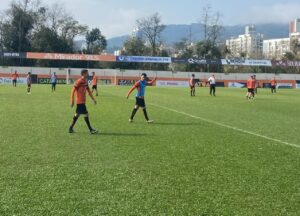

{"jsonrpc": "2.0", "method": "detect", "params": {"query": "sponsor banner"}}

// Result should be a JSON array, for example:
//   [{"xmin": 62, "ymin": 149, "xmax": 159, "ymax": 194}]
[
  {"xmin": 0, "ymin": 77, "xmax": 27, "ymax": 84},
  {"xmin": 0, "ymin": 52, "xmax": 26, "ymax": 58},
  {"xmin": 277, "ymin": 83, "xmax": 293, "ymax": 89},
  {"xmin": 272, "ymin": 60, "xmax": 300, "ymax": 67},
  {"xmin": 228, "ymin": 82, "xmax": 246, "ymax": 88},
  {"xmin": 37, "ymin": 78, "xmax": 67, "ymax": 84},
  {"xmin": 26, "ymin": 52, "xmax": 116, "ymax": 62},
  {"xmin": 172, "ymin": 58, "xmax": 222, "ymax": 65},
  {"xmin": 296, "ymin": 84, "xmax": 300, "ymax": 89},
  {"xmin": 222, "ymin": 59, "xmax": 272, "ymax": 66},
  {"xmin": 118, "ymin": 79, "xmax": 137, "ymax": 86},
  {"xmin": 156, "ymin": 80, "xmax": 189, "ymax": 87},
  {"xmin": 117, "ymin": 56, "xmax": 171, "ymax": 63}
]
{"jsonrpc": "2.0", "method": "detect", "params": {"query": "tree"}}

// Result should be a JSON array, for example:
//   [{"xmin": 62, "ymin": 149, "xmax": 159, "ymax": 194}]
[
  {"xmin": 116, "ymin": 36, "xmax": 149, "ymax": 70},
  {"xmin": 85, "ymin": 28, "xmax": 107, "ymax": 54},
  {"xmin": 123, "ymin": 37, "xmax": 147, "ymax": 56},
  {"xmin": 0, "ymin": 0, "xmax": 36, "ymax": 52},
  {"xmin": 136, "ymin": 13, "xmax": 165, "ymax": 56}
]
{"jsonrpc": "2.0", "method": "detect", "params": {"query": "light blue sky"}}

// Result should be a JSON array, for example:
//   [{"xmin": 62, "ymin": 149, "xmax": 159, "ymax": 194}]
[{"xmin": 0, "ymin": 0, "xmax": 300, "ymax": 37}]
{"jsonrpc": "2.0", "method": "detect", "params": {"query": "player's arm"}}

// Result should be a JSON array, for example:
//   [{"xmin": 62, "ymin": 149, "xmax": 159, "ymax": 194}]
[
  {"xmin": 87, "ymin": 87, "xmax": 96, "ymax": 104},
  {"xmin": 126, "ymin": 82, "xmax": 139, "ymax": 99},
  {"xmin": 70, "ymin": 87, "xmax": 76, "ymax": 107},
  {"xmin": 147, "ymin": 77, "xmax": 157, "ymax": 85}
]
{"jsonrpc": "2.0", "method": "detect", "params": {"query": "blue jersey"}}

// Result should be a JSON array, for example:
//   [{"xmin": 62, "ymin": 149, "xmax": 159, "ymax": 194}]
[{"xmin": 135, "ymin": 80, "xmax": 147, "ymax": 97}]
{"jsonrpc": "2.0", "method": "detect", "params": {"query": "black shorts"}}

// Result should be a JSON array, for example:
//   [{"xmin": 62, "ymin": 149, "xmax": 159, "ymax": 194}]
[
  {"xmin": 248, "ymin": 88, "xmax": 254, "ymax": 93},
  {"xmin": 52, "ymin": 83, "xmax": 56, "ymax": 87},
  {"xmin": 27, "ymin": 84, "xmax": 31, "ymax": 87},
  {"xmin": 13, "ymin": 80, "xmax": 17, "ymax": 84},
  {"xmin": 271, "ymin": 86, "xmax": 276, "ymax": 89},
  {"xmin": 76, "ymin": 104, "xmax": 88, "ymax": 114},
  {"xmin": 92, "ymin": 85, "xmax": 97, "ymax": 90},
  {"xmin": 136, "ymin": 97, "xmax": 145, "ymax": 107},
  {"xmin": 190, "ymin": 85, "xmax": 195, "ymax": 89}
]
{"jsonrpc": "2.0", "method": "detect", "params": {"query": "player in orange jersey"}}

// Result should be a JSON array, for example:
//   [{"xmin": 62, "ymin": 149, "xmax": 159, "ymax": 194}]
[
  {"xmin": 69, "ymin": 69, "xmax": 98, "ymax": 134},
  {"xmin": 270, "ymin": 77, "xmax": 277, "ymax": 93},
  {"xmin": 91, "ymin": 72, "xmax": 98, "ymax": 96},
  {"xmin": 11, "ymin": 71, "xmax": 19, "ymax": 87},
  {"xmin": 246, "ymin": 75, "xmax": 255, "ymax": 100}
]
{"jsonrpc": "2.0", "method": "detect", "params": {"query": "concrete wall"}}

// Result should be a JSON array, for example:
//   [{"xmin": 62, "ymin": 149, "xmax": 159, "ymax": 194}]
[{"xmin": 1, "ymin": 65, "xmax": 300, "ymax": 81}]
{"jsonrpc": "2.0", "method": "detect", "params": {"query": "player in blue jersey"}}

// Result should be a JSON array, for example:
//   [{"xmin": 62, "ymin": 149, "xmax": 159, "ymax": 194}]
[
  {"xmin": 126, "ymin": 73, "xmax": 156, "ymax": 123},
  {"xmin": 51, "ymin": 72, "xmax": 57, "ymax": 92}
]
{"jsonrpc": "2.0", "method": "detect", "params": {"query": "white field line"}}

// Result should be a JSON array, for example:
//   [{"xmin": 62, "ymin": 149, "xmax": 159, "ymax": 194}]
[
  {"xmin": 102, "ymin": 89, "xmax": 300, "ymax": 149},
  {"xmin": 148, "ymin": 103, "xmax": 300, "ymax": 149}
]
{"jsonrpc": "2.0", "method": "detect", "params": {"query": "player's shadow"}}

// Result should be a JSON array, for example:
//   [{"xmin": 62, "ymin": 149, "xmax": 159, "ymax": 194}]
[{"xmin": 98, "ymin": 132, "xmax": 151, "ymax": 137}]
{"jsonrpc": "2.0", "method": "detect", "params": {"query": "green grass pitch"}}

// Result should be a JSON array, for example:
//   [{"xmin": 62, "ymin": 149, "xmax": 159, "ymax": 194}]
[{"xmin": 0, "ymin": 84, "xmax": 300, "ymax": 215}]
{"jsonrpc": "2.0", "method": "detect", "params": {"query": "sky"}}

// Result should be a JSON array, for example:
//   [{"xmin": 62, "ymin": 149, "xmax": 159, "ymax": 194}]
[{"xmin": 0, "ymin": 0, "xmax": 300, "ymax": 38}]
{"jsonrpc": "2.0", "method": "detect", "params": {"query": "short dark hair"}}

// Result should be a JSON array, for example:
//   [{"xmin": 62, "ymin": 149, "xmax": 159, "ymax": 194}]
[
  {"xmin": 141, "ymin": 73, "xmax": 147, "ymax": 77},
  {"xmin": 81, "ymin": 69, "xmax": 88, "ymax": 75}
]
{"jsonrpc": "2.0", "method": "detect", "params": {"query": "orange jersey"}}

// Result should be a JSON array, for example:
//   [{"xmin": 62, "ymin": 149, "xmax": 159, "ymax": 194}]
[
  {"xmin": 71, "ymin": 77, "xmax": 92, "ymax": 104},
  {"xmin": 92, "ymin": 75, "xmax": 97, "ymax": 86},
  {"xmin": 247, "ymin": 79, "xmax": 255, "ymax": 88},
  {"xmin": 252, "ymin": 79, "xmax": 256, "ymax": 88},
  {"xmin": 11, "ymin": 74, "xmax": 18, "ymax": 80},
  {"xmin": 270, "ymin": 79, "xmax": 277, "ymax": 86}
]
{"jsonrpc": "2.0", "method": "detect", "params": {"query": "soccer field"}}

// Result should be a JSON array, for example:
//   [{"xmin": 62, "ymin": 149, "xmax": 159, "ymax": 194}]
[{"xmin": 0, "ymin": 84, "xmax": 300, "ymax": 215}]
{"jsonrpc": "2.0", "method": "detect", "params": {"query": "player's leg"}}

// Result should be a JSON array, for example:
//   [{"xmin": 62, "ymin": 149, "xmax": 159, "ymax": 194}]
[
  {"xmin": 129, "ymin": 104, "xmax": 139, "ymax": 122},
  {"xmin": 83, "ymin": 113, "xmax": 97, "ymax": 134},
  {"xmin": 27, "ymin": 84, "xmax": 31, "ymax": 94},
  {"xmin": 193, "ymin": 86, "xmax": 195, "ymax": 96},
  {"xmin": 213, "ymin": 85, "xmax": 216, "ymax": 96},
  {"xmin": 69, "ymin": 113, "xmax": 80, "ymax": 133},
  {"xmin": 251, "ymin": 89, "xmax": 255, "ymax": 98},
  {"xmin": 141, "ymin": 99, "xmax": 153, "ymax": 123}
]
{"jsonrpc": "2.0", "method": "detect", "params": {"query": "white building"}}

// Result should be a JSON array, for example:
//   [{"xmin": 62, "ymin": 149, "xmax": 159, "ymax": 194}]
[
  {"xmin": 226, "ymin": 25, "xmax": 263, "ymax": 59},
  {"xmin": 263, "ymin": 19, "xmax": 300, "ymax": 59},
  {"xmin": 263, "ymin": 38, "xmax": 290, "ymax": 59}
]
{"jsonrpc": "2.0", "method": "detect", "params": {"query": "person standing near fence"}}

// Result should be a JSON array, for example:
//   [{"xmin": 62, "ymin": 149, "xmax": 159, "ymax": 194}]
[
  {"xmin": 91, "ymin": 72, "xmax": 99, "ymax": 96},
  {"xmin": 253, "ymin": 74, "xmax": 258, "ymax": 94},
  {"xmin": 270, "ymin": 77, "xmax": 277, "ymax": 93},
  {"xmin": 51, "ymin": 72, "xmax": 57, "ymax": 92},
  {"xmin": 208, "ymin": 74, "xmax": 216, "ymax": 96},
  {"xmin": 26, "ymin": 72, "xmax": 32, "ymax": 94},
  {"xmin": 189, "ymin": 74, "xmax": 196, "ymax": 96},
  {"xmin": 11, "ymin": 71, "xmax": 19, "ymax": 87},
  {"xmin": 246, "ymin": 75, "xmax": 254, "ymax": 99}
]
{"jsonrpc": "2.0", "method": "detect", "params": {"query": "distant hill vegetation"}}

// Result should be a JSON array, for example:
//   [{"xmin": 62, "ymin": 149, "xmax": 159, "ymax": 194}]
[{"xmin": 77, "ymin": 23, "xmax": 289, "ymax": 53}]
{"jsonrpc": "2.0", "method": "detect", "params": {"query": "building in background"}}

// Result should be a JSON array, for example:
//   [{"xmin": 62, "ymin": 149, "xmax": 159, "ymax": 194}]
[
  {"xmin": 262, "ymin": 19, "xmax": 300, "ymax": 59},
  {"xmin": 263, "ymin": 38, "xmax": 290, "ymax": 59},
  {"xmin": 290, "ymin": 18, "xmax": 300, "ymax": 34},
  {"xmin": 226, "ymin": 25, "xmax": 263, "ymax": 59}
]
